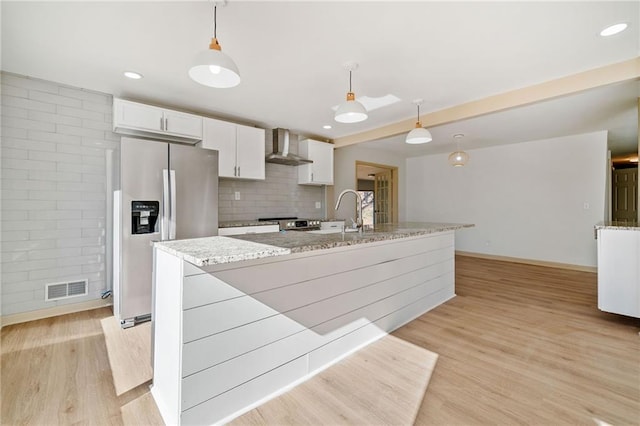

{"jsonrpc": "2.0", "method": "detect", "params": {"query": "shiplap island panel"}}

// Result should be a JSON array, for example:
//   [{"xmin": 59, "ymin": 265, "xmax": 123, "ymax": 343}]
[{"xmin": 151, "ymin": 222, "xmax": 471, "ymax": 425}]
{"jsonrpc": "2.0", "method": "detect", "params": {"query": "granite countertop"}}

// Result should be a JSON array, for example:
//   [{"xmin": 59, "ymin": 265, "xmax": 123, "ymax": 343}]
[
  {"xmin": 218, "ymin": 220, "xmax": 279, "ymax": 228},
  {"xmin": 155, "ymin": 222, "xmax": 473, "ymax": 267},
  {"xmin": 595, "ymin": 221, "xmax": 640, "ymax": 231},
  {"xmin": 231, "ymin": 222, "xmax": 474, "ymax": 253},
  {"xmin": 154, "ymin": 236, "xmax": 290, "ymax": 266}
]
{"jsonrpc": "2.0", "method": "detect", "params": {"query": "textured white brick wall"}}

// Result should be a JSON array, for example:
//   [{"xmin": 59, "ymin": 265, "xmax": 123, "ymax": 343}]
[{"xmin": 1, "ymin": 72, "xmax": 116, "ymax": 316}]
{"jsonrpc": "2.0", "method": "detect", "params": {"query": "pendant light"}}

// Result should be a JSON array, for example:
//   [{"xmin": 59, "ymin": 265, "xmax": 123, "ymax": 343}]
[
  {"xmin": 334, "ymin": 63, "xmax": 367, "ymax": 123},
  {"xmin": 188, "ymin": 2, "xmax": 240, "ymax": 88},
  {"xmin": 405, "ymin": 99, "xmax": 432, "ymax": 144},
  {"xmin": 448, "ymin": 133, "xmax": 469, "ymax": 167}
]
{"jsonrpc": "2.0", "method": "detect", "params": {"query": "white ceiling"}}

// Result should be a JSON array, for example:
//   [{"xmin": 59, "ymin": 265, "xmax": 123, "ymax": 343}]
[{"xmin": 2, "ymin": 1, "xmax": 638, "ymax": 155}]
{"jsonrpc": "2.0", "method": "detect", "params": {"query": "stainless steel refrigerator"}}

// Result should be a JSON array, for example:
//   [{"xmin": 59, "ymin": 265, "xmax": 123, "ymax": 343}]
[{"xmin": 113, "ymin": 137, "xmax": 218, "ymax": 327}]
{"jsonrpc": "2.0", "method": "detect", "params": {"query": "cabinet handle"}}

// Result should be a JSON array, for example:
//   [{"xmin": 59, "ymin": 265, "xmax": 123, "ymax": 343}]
[
  {"xmin": 238, "ymin": 166, "xmax": 240, "ymax": 176},
  {"xmin": 234, "ymin": 166, "xmax": 237, "ymax": 177},
  {"xmin": 311, "ymin": 172, "xmax": 314, "ymax": 181},
  {"xmin": 160, "ymin": 117, "xmax": 164, "ymax": 131},
  {"xmin": 164, "ymin": 117, "xmax": 168, "ymax": 131}
]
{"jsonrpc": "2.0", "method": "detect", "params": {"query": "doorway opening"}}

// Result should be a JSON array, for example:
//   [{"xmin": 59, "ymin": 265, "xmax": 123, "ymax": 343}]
[
  {"xmin": 611, "ymin": 154, "xmax": 638, "ymax": 222},
  {"xmin": 356, "ymin": 161, "xmax": 398, "ymax": 225}
]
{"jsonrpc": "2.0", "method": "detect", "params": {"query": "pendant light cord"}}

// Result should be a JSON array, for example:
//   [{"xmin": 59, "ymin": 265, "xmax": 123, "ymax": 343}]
[
  {"xmin": 349, "ymin": 70, "xmax": 353, "ymax": 92},
  {"xmin": 416, "ymin": 103, "xmax": 420, "ymax": 122},
  {"xmin": 213, "ymin": 4, "xmax": 217, "ymax": 38}
]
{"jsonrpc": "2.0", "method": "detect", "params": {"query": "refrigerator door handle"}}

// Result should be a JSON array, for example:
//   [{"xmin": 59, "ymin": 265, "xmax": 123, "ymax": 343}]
[
  {"xmin": 169, "ymin": 170, "xmax": 177, "ymax": 240},
  {"xmin": 162, "ymin": 169, "xmax": 170, "ymax": 240}
]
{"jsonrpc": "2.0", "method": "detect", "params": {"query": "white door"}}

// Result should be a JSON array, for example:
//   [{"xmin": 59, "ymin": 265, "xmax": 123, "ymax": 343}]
[
  {"xmin": 202, "ymin": 118, "xmax": 237, "ymax": 178},
  {"xmin": 236, "ymin": 126, "xmax": 265, "ymax": 180}
]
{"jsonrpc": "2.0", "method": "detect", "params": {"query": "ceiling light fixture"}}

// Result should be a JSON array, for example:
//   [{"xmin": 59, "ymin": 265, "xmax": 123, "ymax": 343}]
[
  {"xmin": 334, "ymin": 62, "xmax": 367, "ymax": 123},
  {"xmin": 123, "ymin": 71, "xmax": 143, "ymax": 80},
  {"xmin": 448, "ymin": 133, "xmax": 469, "ymax": 167},
  {"xmin": 405, "ymin": 99, "xmax": 432, "ymax": 144},
  {"xmin": 600, "ymin": 23, "xmax": 628, "ymax": 37},
  {"xmin": 188, "ymin": 1, "xmax": 240, "ymax": 88},
  {"xmin": 323, "ymin": 125, "xmax": 332, "ymax": 129}
]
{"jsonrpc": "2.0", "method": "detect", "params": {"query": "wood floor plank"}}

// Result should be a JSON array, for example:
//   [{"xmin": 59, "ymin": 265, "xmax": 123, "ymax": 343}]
[
  {"xmin": 100, "ymin": 316, "xmax": 152, "ymax": 396},
  {"xmin": 399, "ymin": 256, "xmax": 640, "ymax": 425},
  {"xmin": 1, "ymin": 255, "xmax": 638, "ymax": 425},
  {"xmin": 230, "ymin": 335, "xmax": 439, "ymax": 426}
]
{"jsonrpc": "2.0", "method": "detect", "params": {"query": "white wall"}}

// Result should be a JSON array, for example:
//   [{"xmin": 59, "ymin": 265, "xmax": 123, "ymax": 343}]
[
  {"xmin": 333, "ymin": 144, "xmax": 406, "ymax": 222},
  {"xmin": 406, "ymin": 131, "xmax": 608, "ymax": 267}
]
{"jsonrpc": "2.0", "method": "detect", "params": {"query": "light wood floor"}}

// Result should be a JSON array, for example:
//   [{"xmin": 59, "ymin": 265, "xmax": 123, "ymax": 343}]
[{"xmin": 2, "ymin": 256, "xmax": 639, "ymax": 425}]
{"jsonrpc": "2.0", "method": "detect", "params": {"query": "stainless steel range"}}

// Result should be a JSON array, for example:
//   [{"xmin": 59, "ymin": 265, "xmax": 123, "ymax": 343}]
[{"xmin": 258, "ymin": 217, "xmax": 321, "ymax": 231}]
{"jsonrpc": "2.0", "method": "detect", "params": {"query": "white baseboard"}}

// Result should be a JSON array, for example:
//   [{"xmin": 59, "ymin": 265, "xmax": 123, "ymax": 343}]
[
  {"xmin": 455, "ymin": 251, "xmax": 597, "ymax": 273},
  {"xmin": 1, "ymin": 299, "xmax": 113, "ymax": 328}
]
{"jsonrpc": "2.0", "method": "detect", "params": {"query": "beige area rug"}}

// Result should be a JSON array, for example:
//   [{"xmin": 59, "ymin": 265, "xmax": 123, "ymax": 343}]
[
  {"xmin": 100, "ymin": 317, "xmax": 153, "ymax": 396},
  {"xmin": 231, "ymin": 334, "xmax": 439, "ymax": 425}
]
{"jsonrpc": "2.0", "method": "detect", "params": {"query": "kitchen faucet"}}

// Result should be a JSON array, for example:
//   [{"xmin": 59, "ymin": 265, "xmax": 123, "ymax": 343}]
[{"xmin": 335, "ymin": 189, "xmax": 363, "ymax": 233}]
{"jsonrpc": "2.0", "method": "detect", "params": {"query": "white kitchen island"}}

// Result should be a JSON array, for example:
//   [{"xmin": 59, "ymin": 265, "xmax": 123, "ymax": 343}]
[
  {"xmin": 595, "ymin": 221, "xmax": 640, "ymax": 318},
  {"xmin": 151, "ymin": 222, "xmax": 472, "ymax": 425}
]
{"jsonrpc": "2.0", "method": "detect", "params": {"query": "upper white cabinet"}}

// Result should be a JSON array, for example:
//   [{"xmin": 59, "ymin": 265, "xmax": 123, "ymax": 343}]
[
  {"xmin": 113, "ymin": 98, "xmax": 203, "ymax": 143},
  {"xmin": 298, "ymin": 139, "xmax": 334, "ymax": 185},
  {"xmin": 200, "ymin": 118, "xmax": 265, "ymax": 180}
]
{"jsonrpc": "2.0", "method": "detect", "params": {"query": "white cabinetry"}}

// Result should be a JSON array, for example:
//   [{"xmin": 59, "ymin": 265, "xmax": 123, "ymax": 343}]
[
  {"xmin": 218, "ymin": 225, "xmax": 279, "ymax": 236},
  {"xmin": 298, "ymin": 139, "xmax": 334, "ymax": 185},
  {"xmin": 597, "ymin": 228, "xmax": 640, "ymax": 318},
  {"xmin": 200, "ymin": 118, "xmax": 265, "ymax": 180},
  {"xmin": 113, "ymin": 98, "xmax": 203, "ymax": 143}
]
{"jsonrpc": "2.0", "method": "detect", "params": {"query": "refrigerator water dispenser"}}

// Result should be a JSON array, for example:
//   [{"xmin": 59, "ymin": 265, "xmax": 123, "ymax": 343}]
[{"xmin": 131, "ymin": 201, "xmax": 159, "ymax": 234}]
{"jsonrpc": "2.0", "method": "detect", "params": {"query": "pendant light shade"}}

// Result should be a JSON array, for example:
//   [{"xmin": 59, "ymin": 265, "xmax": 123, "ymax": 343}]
[
  {"xmin": 189, "ymin": 4, "xmax": 240, "ymax": 88},
  {"xmin": 405, "ymin": 99, "xmax": 432, "ymax": 144},
  {"xmin": 448, "ymin": 134, "xmax": 469, "ymax": 167},
  {"xmin": 335, "ymin": 92, "xmax": 368, "ymax": 123},
  {"xmin": 448, "ymin": 150, "xmax": 470, "ymax": 167},
  {"xmin": 406, "ymin": 126, "xmax": 433, "ymax": 144},
  {"xmin": 335, "ymin": 63, "xmax": 367, "ymax": 123}
]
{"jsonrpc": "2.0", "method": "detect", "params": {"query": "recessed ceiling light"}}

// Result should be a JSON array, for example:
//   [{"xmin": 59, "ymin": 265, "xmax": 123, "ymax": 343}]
[
  {"xmin": 124, "ymin": 71, "xmax": 143, "ymax": 79},
  {"xmin": 323, "ymin": 125, "xmax": 332, "ymax": 129},
  {"xmin": 600, "ymin": 23, "xmax": 628, "ymax": 37}
]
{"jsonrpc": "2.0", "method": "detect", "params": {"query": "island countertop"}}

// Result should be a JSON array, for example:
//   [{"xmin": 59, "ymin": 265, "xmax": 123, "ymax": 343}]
[
  {"xmin": 154, "ymin": 222, "xmax": 473, "ymax": 266},
  {"xmin": 154, "ymin": 222, "xmax": 474, "ymax": 266},
  {"xmin": 154, "ymin": 236, "xmax": 291, "ymax": 266},
  {"xmin": 595, "ymin": 221, "xmax": 640, "ymax": 231},
  {"xmin": 231, "ymin": 221, "xmax": 473, "ymax": 253}
]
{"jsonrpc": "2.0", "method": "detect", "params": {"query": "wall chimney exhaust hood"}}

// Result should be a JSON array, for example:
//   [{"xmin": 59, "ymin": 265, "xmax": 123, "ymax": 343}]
[{"xmin": 266, "ymin": 128, "xmax": 313, "ymax": 166}]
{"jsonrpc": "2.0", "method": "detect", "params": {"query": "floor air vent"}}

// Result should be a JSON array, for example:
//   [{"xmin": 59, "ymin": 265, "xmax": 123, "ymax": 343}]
[{"xmin": 46, "ymin": 279, "xmax": 88, "ymax": 301}]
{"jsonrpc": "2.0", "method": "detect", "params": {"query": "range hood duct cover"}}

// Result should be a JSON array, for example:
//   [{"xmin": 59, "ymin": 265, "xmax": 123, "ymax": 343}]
[{"xmin": 266, "ymin": 128, "xmax": 313, "ymax": 166}]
